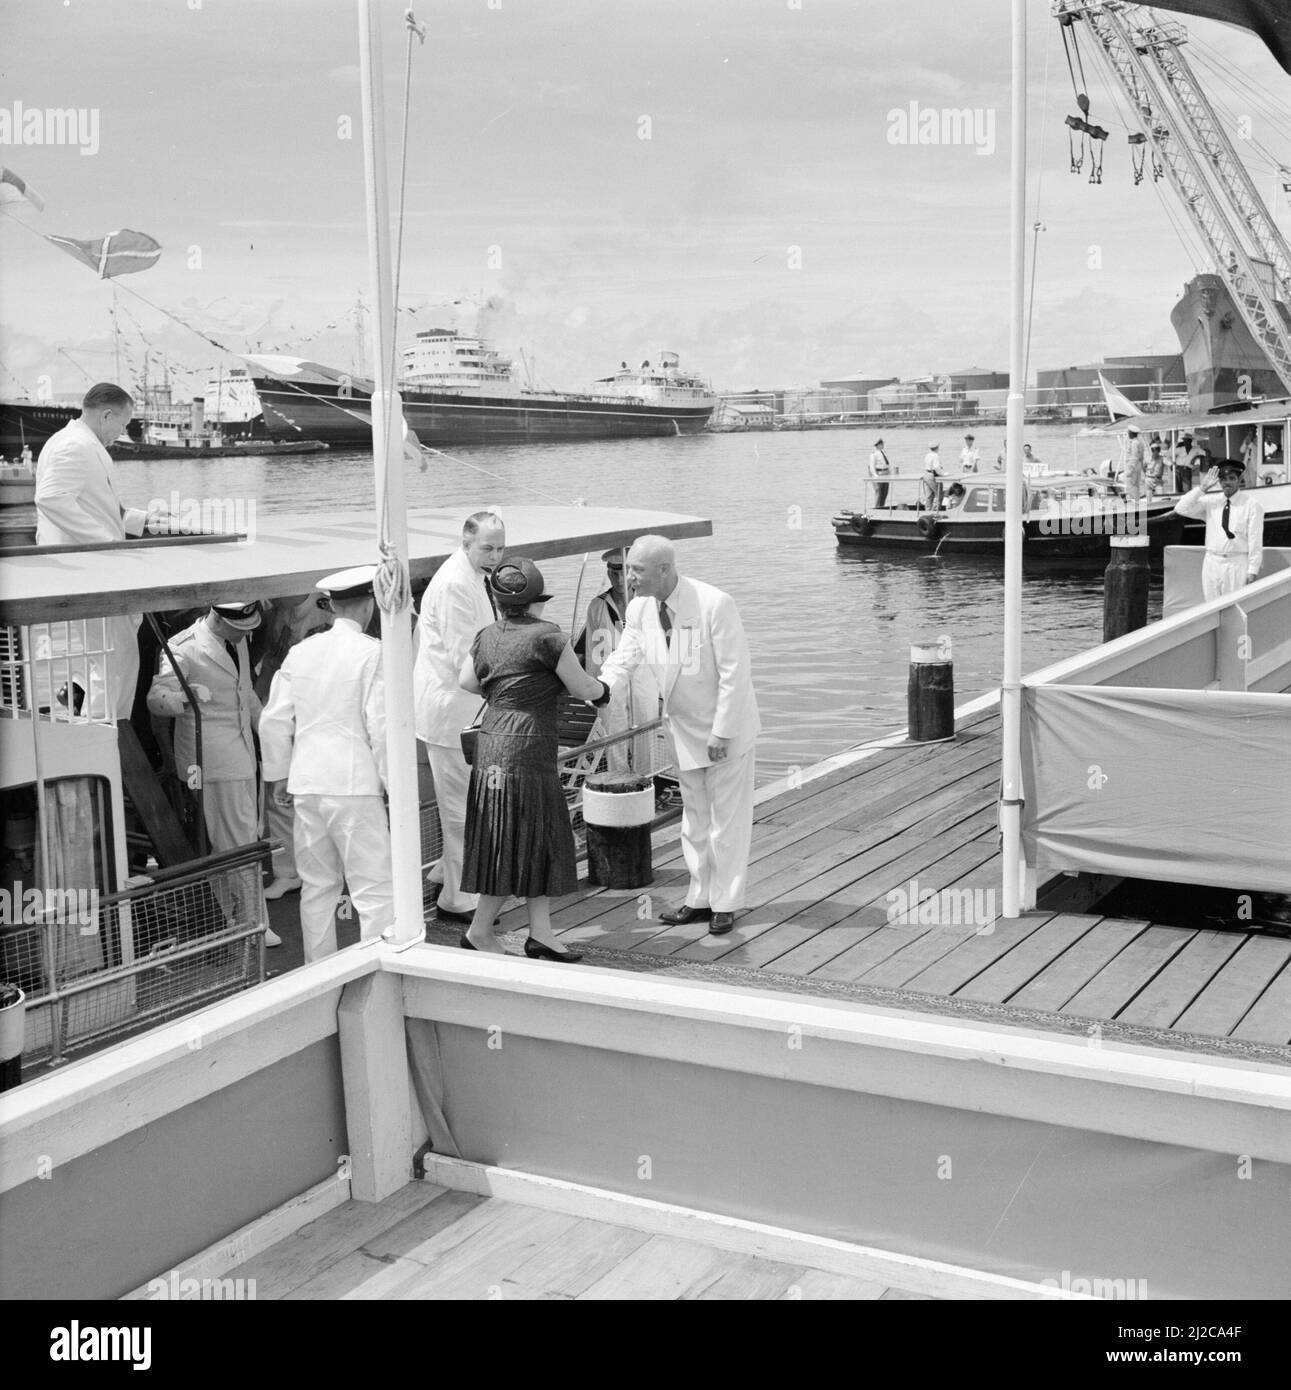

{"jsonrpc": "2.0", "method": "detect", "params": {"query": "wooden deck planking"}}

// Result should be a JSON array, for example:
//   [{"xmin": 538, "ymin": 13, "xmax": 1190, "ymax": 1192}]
[
  {"xmin": 244, "ymin": 1184, "xmax": 936, "ymax": 1299},
  {"xmin": 1228, "ymin": 960, "xmax": 1291, "ymax": 1045},
  {"xmin": 1005, "ymin": 919, "xmax": 1151, "ymax": 1014},
  {"xmin": 952, "ymin": 914, "xmax": 1107, "ymax": 1004},
  {"xmin": 1114, "ymin": 930, "xmax": 1247, "ymax": 1030},
  {"xmin": 1058, "ymin": 926, "xmax": 1199, "ymax": 1022},
  {"xmin": 1170, "ymin": 937, "xmax": 1291, "ymax": 1038},
  {"xmin": 224, "ymin": 1180, "xmax": 449, "ymax": 1298},
  {"xmin": 485, "ymin": 700, "xmax": 1290, "ymax": 1054}
]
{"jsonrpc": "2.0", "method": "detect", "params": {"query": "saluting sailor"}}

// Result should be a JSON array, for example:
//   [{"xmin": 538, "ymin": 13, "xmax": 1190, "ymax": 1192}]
[
  {"xmin": 259, "ymin": 566, "xmax": 395, "ymax": 961},
  {"xmin": 1173, "ymin": 459, "xmax": 1264, "ymax": 602},
  {"xmin": 146, "ymin": 598, "xmax": 280, "ymax": 947}
]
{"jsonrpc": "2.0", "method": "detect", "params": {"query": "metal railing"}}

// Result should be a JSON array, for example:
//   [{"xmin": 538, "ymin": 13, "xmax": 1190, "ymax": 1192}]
[{"xmin": 2, "ymin": 843, "xmax": 270, "ymax": 1069}]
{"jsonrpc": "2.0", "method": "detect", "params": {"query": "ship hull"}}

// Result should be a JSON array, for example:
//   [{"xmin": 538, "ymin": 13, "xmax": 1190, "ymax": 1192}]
[
  {"xmin": 1171, "ymin": 273, "xmax": 1291, "ymax": 413},
  {"xmin": 0, "ymin": 401, "xmax": 78, "ymax": 455},
  {"xmin": 250, "ymin": 372, "xmax": 714, "ymax": 446}
]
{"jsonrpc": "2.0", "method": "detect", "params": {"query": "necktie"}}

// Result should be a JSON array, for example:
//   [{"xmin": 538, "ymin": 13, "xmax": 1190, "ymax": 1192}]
[
  {"xmin": 483, "ymin": 575, "xmax": 497, "ymax": 617},
  {"xmin": 658, "ymin": 599, "xmax": 673, "ymax": 648},
  {"xmin": 224, "ymin": 639, "xmax": 241, "ymax": 673},
  {"xmin": 1220, "ymin": 500, "xmax": 1234, "ymax": 540}
]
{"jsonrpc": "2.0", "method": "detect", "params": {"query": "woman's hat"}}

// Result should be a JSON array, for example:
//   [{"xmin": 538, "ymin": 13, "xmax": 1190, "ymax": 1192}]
[{"xmin": 488, "ymin": 557, "xmax": 552, "ymax": 606}]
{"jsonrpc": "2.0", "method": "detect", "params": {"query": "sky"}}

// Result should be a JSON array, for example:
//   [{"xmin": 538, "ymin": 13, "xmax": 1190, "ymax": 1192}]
[{"xmin": 2, "ymin": 0, "xmax": 1290, "ymax": 400}]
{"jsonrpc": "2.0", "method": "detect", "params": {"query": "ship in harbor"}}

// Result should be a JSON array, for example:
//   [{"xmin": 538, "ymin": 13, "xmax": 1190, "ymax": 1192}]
[
  {"xmin": 1172, "ymin": 272, "xmax": 1291, "ymax": 413},
  {"xmin": 243, "ymin": 329, "xmax": 716, "ymax": 447}
]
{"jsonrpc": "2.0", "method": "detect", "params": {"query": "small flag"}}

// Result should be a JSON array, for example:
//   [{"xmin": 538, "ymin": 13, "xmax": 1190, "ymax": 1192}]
[
  {"xmin": 1099, "ymin": 372, "xmax": 1144, "ymax": 421},
  {"xmin": 0, "ymin": 166, "xmax": 44, "ymax": 211},
  {"xmin": 1280, "ymin": 167, "xmax": 1291, "ymax": 193},
  {"xmin": 45, "ymin": 228, "xmax": 162, "ymax": 279}
]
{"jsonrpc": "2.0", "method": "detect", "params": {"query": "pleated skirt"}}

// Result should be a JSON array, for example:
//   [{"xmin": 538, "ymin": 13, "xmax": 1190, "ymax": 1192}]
[{"xmin": 460, "ymin": 720, "xmax": 577, "ymax": 898}]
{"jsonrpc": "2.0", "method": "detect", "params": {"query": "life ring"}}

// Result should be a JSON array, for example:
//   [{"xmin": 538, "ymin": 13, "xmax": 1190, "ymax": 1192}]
[
  {"xmin": 849, "ymin": 514, "xmax": 872, "ymax": 535},
  {"xmin": 918, "ymin": 514, "xmax": 941, "ymax": 540}
]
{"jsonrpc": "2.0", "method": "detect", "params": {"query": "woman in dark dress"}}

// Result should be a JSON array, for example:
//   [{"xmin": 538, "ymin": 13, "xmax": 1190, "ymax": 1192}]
[{"xmin": 457, "ymin": 557, "xmax": 607, "ymax": 959}]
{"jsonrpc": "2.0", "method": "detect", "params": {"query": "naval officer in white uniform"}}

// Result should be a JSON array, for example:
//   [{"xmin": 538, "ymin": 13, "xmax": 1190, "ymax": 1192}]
[
  {"xmin": 146, "ymin": 599, "xmax": 280, "ymax": 948},
  {"xmin": 597, "ymin": 535, "xmax": 760, "ymax": 936},
  {"xmin": 1173, "ymin": 460, "xmax": 1264, "ymax": 602},
  {"xmin": 260, "ymin": 566, "xmax": 394, "ymax": 961},
  {"xmin": 413, "ymin": 511, "xmax": 505, "ymax": 925}
]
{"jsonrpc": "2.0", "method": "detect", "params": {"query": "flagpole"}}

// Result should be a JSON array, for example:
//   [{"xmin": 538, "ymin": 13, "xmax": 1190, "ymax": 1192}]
[
  {"xmin": 1001, "ymin": 0, "xmax": 1027, "ymax": 920},
  {"xmin": 357, "ymin": 0, "xmax": 422, "ymax": 949}
]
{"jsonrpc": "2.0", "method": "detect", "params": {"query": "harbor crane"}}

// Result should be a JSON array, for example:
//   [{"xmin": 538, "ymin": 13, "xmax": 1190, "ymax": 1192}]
[{"xmin": 1053, "ymin": 0, "xmax": 1291, "ymax": 397}]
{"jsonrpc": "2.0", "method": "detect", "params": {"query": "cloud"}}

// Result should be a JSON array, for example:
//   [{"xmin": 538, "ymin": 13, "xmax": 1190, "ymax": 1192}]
[{"xmin": 327, "ymin": 64, "xmax": 360, "ymax": 85}]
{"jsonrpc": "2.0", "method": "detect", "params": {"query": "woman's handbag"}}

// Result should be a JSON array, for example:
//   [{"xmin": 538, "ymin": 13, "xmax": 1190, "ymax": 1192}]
[{"xmin": 460, "ymin": 702, "xmax": 486, "ymax": 766}]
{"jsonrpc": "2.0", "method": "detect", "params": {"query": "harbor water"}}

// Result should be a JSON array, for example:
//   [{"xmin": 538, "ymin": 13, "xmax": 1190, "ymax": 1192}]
[{"xmin": 115, "ymin": 420, "xmax": 1159, "ymax": 784}]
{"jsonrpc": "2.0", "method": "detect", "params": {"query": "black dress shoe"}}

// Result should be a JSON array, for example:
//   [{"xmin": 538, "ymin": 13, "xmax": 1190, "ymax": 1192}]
[
  {"xmin": 709, "ymin": 912, "xmax": 736, "ymax": 936},
  {"xmin": 459, "ymin": 934, "xmax": 477, "ymax": 950},
  {"xmin": 524, "ymin": 937, "xmax": 583, "ymax": 964},
  {"xmin": 659, "ymin": 904, "xmax": 711, "ymax": 926}
]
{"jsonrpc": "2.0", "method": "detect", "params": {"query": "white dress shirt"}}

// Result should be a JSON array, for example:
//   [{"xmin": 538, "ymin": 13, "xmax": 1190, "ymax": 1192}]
[{"xmin": 1174, "ymin": 487, "xmax": 1263, "ymax": 578}]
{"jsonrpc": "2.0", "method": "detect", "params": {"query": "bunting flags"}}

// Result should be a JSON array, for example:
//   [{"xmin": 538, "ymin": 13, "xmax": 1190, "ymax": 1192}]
[
  {"xmin": 0, "ymin": 166, "xmax": 44, "ymax": 211},
  {"xmin": 44, "ymin": 227, "xmax": 161, "ymax": 279},
  {"xmin": 1151, "ymin": 2, "xmax": 1290, "ymax": 73}
]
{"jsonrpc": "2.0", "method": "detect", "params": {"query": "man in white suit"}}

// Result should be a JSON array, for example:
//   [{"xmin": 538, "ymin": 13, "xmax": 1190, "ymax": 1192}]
[
  {"xmin": 413, "ymin": 511, "xmax": 505, "ymax": 925},
  {"xmin": 260, "ymin": 566, "xmax": 394, "ymax": 961},
  {"xmin": 598, "ymin": 536, "xmax": 760, "ymax": 935},
  {"xmin": 33, "ymin": 382, "xmax": 154, "ymax": 719}
]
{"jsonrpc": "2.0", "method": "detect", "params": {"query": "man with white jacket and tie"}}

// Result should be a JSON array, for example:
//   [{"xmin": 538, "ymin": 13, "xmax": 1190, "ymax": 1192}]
[
  {"xmin": 146, "ymin": 598, "xmax": 281, "ymax": 948},
  {"xmin": 413, "ymin": 511, "xmax": 505, "ymax": 925},
  {"xmin": 260, "ymin": 566, "xmax": 394, "ymax": 961},
  {"xmin": 597, "ymin": 535, "xmax": 760, "ymax": 936},
  {"xmin": 33, "ymin": 381, "xmax": 156, "ymax": 719}
]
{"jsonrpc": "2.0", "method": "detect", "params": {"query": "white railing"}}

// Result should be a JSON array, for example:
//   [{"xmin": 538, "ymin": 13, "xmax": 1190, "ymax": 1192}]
[{"xmin": 1, "ymin": 621, "xmax": 122, "ymax": 727}]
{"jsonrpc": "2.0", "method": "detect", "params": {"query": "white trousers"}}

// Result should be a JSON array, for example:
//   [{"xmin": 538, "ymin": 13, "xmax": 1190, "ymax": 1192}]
[
  {"xmin": 676, "ymin": 750, "xmax": 756, "ymax": 913},
  {"xmin": 425, "ymin": 740, "xmax": 476, "ymax": 915},
  {"xmin": 292, "ymin": 794, "xmax": 395, "ymax": 962},
  {"xmin": 1201, "ymin": 552, "xmax": 1248, "ymax": 603}
]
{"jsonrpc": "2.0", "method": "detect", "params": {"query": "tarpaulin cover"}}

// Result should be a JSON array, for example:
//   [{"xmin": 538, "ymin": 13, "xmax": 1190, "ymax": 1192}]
[{"xmin": 1021, "ymin": 684, "xmax": 1291, "ymax": 892}]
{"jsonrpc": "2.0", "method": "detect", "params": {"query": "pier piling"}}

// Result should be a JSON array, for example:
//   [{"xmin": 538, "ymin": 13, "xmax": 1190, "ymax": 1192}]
[{"xmin": 1103, "ymin": 535, "xmax": 1150, "ymax": 642}]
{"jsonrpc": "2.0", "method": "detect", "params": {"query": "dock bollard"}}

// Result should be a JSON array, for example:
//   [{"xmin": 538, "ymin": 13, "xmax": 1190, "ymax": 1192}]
[
  {"xmin": 907, "ymin": 638, "xmax": 955, "ymax": 743},
  {"xmin": 1103, "ymin": 534, "xmax": 1150, "ymax": 642},
  {"xmin": 582, "ymin": 772, "xmax": 655, "ymax": 890},
  {"xmin": 0, "ymin": 984, "xmax": 25, "ymax": 1092}
]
